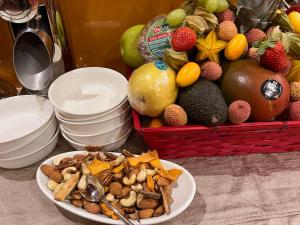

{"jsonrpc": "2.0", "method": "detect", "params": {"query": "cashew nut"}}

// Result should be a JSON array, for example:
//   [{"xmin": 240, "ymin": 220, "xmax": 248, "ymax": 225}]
[
  {"xmin": 137, "ymin": 193, "xmax": 144, "ymax": 206},
  {"xmin": 47, "ymin": 180, "xmax": 58, "ymax": 191},
  {"xmin": 113, "ymin": 155, "xmax": 125, "ymax": 167},
  {"xmin": 146, "ymin": 169, "xmax": 157, "ymax": 176},
  {"xmin": 131, "ymin": 183, "xmax": 143, "ymax": 192},
  {"xmin": 123, "ymin": 174, "xmax": 136, "ymax": 186},
  {"xmin": 62, "ymin": 167, "xmax": 77, "ymax": 181},
  {"xmin": 77, "ymin": 174, "xmax": 87, "ymax": 191},
  {"xmin": 81, "ymin": 162, "xmax": 90, "ymax": 175},
  {"xmin": 137, "ymin": 165, "xmax": 147, "ymax": 182},
  {"xmin": 106, "ymin": 193, "xmax": 115, "ymax": 202},
  {"xmin": 120, "ymin": 191, "xmax": 137, "ymax": 207},
  {"xmin": 52, "ymin": 155, "xmax": 66, "ymax": 166}
]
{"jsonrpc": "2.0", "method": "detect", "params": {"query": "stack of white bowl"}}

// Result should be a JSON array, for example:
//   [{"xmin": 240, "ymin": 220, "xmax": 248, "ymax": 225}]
[
  {"xmin": 0, "ymin": 95, "xmax": 58, "ymax": 169},
  {"xmin": 48, "ymin": 67, "xmax": 132, "ymax": 152}
]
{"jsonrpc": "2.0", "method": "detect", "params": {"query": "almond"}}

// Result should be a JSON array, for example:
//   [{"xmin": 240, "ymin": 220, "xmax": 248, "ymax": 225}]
[
  {"xmin": 157, "ymin": 176, "xmax": 170, "ymax": 186},
  {"xmin": 138, "ymin": 198, "xmax": 160, "ymax": 209},
  {"xmin": 154, "ymin": 205, "xmax": 164, "ymax": 217},
  {"xmin": 71, "ymin": 199, "xmax": 83, "ymax": 208},
  {"xmin": 109, "ymin": 182, "xmax": 123, "ymax": 196},
  {"xmin": 84, "ymin": 202, "xmax": 101, "ymax": 214},
  {"xmin": 138, "ymin": 209, "xmax": 154, "ymax": 219},
  {"xmin": 41, "ymin": 164, "xmax": 63, "ymax": 183}
]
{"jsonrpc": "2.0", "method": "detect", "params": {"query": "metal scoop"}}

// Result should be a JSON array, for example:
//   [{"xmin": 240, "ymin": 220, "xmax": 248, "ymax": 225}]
[{"xmin": 81, "ymin": 175, "xmax": 136, "ymax": 225}]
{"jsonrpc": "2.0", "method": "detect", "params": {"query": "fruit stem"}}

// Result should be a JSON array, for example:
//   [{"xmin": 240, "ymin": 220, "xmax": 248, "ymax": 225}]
[{"xmin": 282, "ymin": 0, "xmax": 290, "ymax": 8}]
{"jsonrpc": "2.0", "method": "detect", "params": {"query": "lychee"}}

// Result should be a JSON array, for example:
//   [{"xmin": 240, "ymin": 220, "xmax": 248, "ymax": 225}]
[
  {"xmin": 201, "ymin": 61, "xmax": 222, "ymax": 81},
  {"xmin": 217, "ymin": 21, "xmax": 238, "ymax": 42},
  {"xmin": 164, "ymin": 104, "xmax": 188, "ymax": 126},
  {"xmin": 290, "ymin": 82, "xmax": 300, "ymax": 101},
  {"xmin": 247, "ymin": 47, "xmax": 260, "ymax": 61},
  {"xmin": 228, "ymin": 100, "xmax": 251, "ymax": 125},
  {"xmin": 216, "ymin": 9, "xmax": 235, "ymax": 23},
  {"xmin": 246, "ymin": 28, "xmax": 266, "ymax": 46}
]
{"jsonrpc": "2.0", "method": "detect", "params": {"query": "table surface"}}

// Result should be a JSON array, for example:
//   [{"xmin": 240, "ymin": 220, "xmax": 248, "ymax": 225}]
[{"xmin": 2, "ymin": 133, "xmax": 300, "ymax": 225}]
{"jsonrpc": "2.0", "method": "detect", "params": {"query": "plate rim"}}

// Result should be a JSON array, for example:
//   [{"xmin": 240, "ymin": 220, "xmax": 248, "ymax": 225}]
[{"xmin": 36, "ymin": 151, "xmax": 196, "ymax": 225}]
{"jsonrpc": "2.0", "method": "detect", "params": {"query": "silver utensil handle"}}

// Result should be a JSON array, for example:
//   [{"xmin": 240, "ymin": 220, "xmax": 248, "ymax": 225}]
[{"xmin": 102, "ymin": 199, "xmax": 136, "ymax": 225}]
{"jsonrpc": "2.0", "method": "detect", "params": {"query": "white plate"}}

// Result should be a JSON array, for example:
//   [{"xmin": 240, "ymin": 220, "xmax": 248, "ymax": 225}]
[
  {"xmin": 0, "ymin": 95, "xmax": 54, "ymax": 151},
  {"xmin": 48, "ymin": 67, "xmax": 128, "ymax": 119},
  {"xmin": 36, "ymin": 151, "xmax": 196, "ymax": 225},
  {"xmin": 61, "ymin": 127, "xmax": 132, "ymax": 152},
  {"xmin": 0, "ymin": 127, "xmax": 59, "ymax": 169},
  {"xmin": 60, "ymin": 116, "xmax": 132, "ymax": 145},
  {"xmin": 0, "ymin": 115, "xmax": 57, "ymax": 159}
]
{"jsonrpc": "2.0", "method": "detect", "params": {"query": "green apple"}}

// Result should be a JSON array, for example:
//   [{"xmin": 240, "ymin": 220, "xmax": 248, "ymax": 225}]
[{"xmin": 120, "ymin": 24, "xmax": 145, "ymax": 68}]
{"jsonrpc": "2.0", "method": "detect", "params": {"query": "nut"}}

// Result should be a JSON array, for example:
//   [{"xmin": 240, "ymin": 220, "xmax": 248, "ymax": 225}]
[
  {"xmin": 71, "ymin": 191, "xmax": 82, "ymax": 200},
  {"xmin": 130, "ymin": 168, "xmax": 140, "ymax": 176},
  {"xmin": 73, "ymin": 154, "xmax": 87, "ymax": 162},
  {"xmin": 111, "ymin": 155, "xmax": 125, "ymax": 167},
  {"xmin": 128, "ymin": 213, "xmax": 138, "ymax": 220},
  {"xmin": 157, "ymin": 176, "xmax": 170, "ymax": 186},
  {"xmin": 113, "ymin": 173, "xmax": 123, "ymax": 181},
  {"xmin": 121, "ymin": 207, "xmax": 136, "ymax": 214},
  {"xmin": 154, "ymin": 205, "xmax": 164, "ymax": 217},
  {"xmin": 109, "ymin": 182, "xmax": 123, "ymax": 196},
  {"xmin": 146, "ymin": 169, "xmax": 157, "ymax": 176},
  {"xmin": 106, "ymin": 193, "xmax": 115, "ymax": 202},
  {"xmin": 63, "ymin": 173, "xmax": 72, "ymax": 182},
  {"xmin": 142, "ymin": 182, "xmax": 150, "ymax": 192},
  {"xmin": 122, "ymin": 174, "xmax": 136, "ymax": 186},
  {"xmin": 124, "ymin": 158, "xmax": 131, "ymax": 176},
  {"xmin": 138, "ymin": 198, "xmax": 160, "ymax": 209},
  {"xmin": 77, "ymin": 174, "xmax": 87, "ymax": 191},
  {"xmin": 52, "ymin": 155, "xmax": 66, "ymax": 166},
  {"xmin": 62, "ymin": 167, "xmax": 77, "ymax": 175},
  {"xmin": 41, "ymin": 164, "xmax": 63, "ymax": 183},
  {"xmin": 122, "ymin": 149, "xmax": 134, "ymax": 157},
  {"xmin": 47, "ymin": 180, "xmax": 58, "ymax": 191},
  {"xmin": 81, "ymin": 162, "xmax": 90, "ymax": 175},
  {"xmin": 160, "ymin": 186, "xmax": 170, "ymax": 214},
  {"xmin": 104, "ymin": 152, "xmax": 118, "ymax": 160},
  {"xmin": 120, "ymin": 191, "xmax": 137, "ymax": 207},
  {"xmin": 71, "ymin": 199, "xmax": 83, "ymax": 208},
  {"xmin": 138, "ymin": 209, "xmax": 154, "ymax": 219},
  {"xmin": 97, "ymin": 152, "xmax": 107, "ymax": 161},
  {"xmin": 131, "ymin": 184, "xmax": 143, "ymax": 192},
  {"xmin": 56, "ymin": 159, "xmax": 78, "ymax": 170},
  {"xmin": 139, "ymin": 190, "xmax": 161, "ymax": 200},
  {"xmin": 84, "ymin": 202, "xmax": 101, "ymax": 214},
  {"xmin": 137, "ymin": 165, "xmax": 147, "ymax": 182},
  {"xmin": 136, "ymin": 193, "xmax": 144, "ymax": 206},
  {"xmin": 98, "ymin": 169, "xmax": 113, "ymax": 187},
  {"xmin": 117, "ymin": 187, "xmax": 131, "ymax": 199}
]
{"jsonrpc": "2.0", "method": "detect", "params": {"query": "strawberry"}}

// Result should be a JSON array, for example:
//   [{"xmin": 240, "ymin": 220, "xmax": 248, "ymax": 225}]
[
  {"xmin": 256, "ymin": 41, "xmax": 289, "ymax": 73},
  {"xmin": 171, "ymin": 27, "xmax": 197, "ymax": 52}
]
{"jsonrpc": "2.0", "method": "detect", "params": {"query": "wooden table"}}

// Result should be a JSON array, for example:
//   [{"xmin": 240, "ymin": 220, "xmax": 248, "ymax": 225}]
[{"xmin": 2, "ymin": 133, "xmax": 300, "ymax": 225}]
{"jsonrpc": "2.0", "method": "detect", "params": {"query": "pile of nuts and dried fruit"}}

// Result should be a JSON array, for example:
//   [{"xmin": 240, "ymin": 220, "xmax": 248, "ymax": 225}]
[{"xmin": 41, "ymin": 150, "xmax": 183, "ymax": 220}]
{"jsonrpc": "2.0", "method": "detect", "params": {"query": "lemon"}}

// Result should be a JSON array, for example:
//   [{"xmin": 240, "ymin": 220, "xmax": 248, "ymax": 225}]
[
  {"xmin": 176, "ymin": 62, "xmax": 201, "ymax": 87},
  {"xmin": 289, "ymin": 12, "xmax": 300, "ymax": 33}
]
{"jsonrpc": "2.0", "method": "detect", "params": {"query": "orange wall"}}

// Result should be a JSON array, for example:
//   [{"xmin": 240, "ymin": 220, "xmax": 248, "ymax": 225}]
[{"xmin": 55, "ymin": 0, "xmax": 183, "ymax": 74}]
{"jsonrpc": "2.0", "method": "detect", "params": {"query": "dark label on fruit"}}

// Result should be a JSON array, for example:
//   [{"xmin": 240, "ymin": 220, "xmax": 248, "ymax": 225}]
[
  {"xmin": 261, "ymin": 79, "xmax": 282, "ymax": 100},
  {"xmin": 155, "ymin": 61, "xmax": 168, "ymax": 70},
  {"xmin": 138, "ymin": 15, "xmax": 176, "ymax": 62}
]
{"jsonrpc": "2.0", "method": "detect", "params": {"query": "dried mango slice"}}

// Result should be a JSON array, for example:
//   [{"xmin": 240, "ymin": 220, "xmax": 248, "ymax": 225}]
[
  {"xmin": 149, "ymin": 159, "xmax": 164, "ymax": 170},
  {"xmin": 167, "ymin": 169, "xmax": 183, "ymax": 181},
  {"xmin": 87, "ymin": 159, "xmax": 111, "ymax": 176},
  {"xmin": 147, "ymin": 175, "xmax": 155, "ymax": 191},
  {"xmin": 157, "ymin": 169, "xmax": 183, "ymax": 181},
  {"xmin": 112, "ymin": 163, "xmax": 124, "ymax": 174},
  {"xmin": 128, "ymin": 157, "xmax": 140, "ymax": 167},
  {"xmin": 100, "ymin": 203, "xmax": 118, "ymax": 219},
  {"xmin": 139, "ymin": 150, "xmax": 159, "ymax": 163}
]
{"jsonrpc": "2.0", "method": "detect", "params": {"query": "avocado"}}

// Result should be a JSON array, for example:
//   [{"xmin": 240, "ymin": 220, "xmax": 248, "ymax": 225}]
[
  {"xmin": 178, "ymin": 79, "xmax": 228, "ymax": 126},
  {"xmin": 221, "ymin": 60, "xmax": 290, "ymax": 121}
]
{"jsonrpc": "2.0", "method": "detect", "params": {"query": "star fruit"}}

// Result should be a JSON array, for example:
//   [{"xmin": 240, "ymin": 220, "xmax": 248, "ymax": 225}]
[{"xmin": 196, "ymin": 30, "xmax": 227, "ymax": 63}]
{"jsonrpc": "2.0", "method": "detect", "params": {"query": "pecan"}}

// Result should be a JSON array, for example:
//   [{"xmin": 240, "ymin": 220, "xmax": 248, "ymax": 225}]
[
  {"xmin": 98, "ymin": 169, "xmax": 113, "ymax": 187},
  {"xmin": 56, "ymin": 159, "xmax": 78, "ymax": 170},
  {"xmin": 124, "ymin": 158, "xmax": 131, "ymax": 176},
  {"xmin": 84, "ymin": 153, "xmax": 96, "ymax": 161},
  {"xmin": 122, "ymin": 207, "xmax": 136, "ymax": 214},
  {"xmin": 73, "ymin": 154, "xmax": 86, "ymax": 162},
  {"xmin": 122, "ymin": 149, "xmax": 134, "ymax": 157},
  {"xmin": 84, "ymin": 145, "xmax": 103, "ymax": 152},
  {"xmin": 97, "ymin": 152, "xmax": 108, "ymax": 161},
  {"xmin": 71, "ymin": 190, "xmax": 82, "ymax": 200},
  {"xmin": 139, "ymin": 190, "xmax": 161, "ymax": 200},
  {"xmin": 104, "ymin": 152, "xmax": 118, "ymax": 161},
  {"xmin": 61, "ymin": 157, "xmax": 73, "ymax": 163}
]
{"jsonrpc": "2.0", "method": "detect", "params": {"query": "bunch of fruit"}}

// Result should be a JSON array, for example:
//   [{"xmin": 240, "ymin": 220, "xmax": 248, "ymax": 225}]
[{"xmin": 120, "ymin": 0, "xmax": 300, "ymax": 127}]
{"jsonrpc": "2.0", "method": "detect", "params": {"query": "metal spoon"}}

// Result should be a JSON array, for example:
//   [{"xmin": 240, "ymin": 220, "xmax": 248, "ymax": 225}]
[{"xmin": 81, "ymin": 175, "xmax": 136, "ymax": 225}]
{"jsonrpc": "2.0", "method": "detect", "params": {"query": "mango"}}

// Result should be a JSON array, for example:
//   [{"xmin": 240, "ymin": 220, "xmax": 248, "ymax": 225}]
[
  {"xmin": 288, "ymin": 11, "xmax": 300, "ymax": 33},
  {"xmin": 287, "ymin": 60, "xmax": 300, "ymax": 82},
  {"xmin": 224, "ymin": 34, "xmax": 248, "ymax": 61},
  {"xmin": 176, "ymin": 62, "xmax": 201, "ymax": 87}
]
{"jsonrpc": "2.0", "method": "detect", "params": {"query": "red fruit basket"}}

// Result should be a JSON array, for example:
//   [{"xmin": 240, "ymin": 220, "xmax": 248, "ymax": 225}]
[{"xmin": 132, "ymin": 110, "xmax": 300, "ymax": 159}]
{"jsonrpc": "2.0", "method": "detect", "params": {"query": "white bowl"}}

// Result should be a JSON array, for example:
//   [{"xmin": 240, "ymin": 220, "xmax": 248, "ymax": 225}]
[
  {"xmin": 61, "ymin": 127, "xmax": 132, "ymax": 152},
  {"xmin": 55, "ymin": 98, "xmax": 129, "ymax": 123},
  {"xmin": 48, "ymin": 67, "xmax": 128, "ymax": 119},
  {"xmin": 60, "ymin": 115, "xmax": 132, "ymax": 145},
  {"xmin": 0, "ymin": 95, "xmax": 54, "ymax": 152},
  {"xmin": 36, "ymin": 151, "xmax": 196, "ymax": 225},
  {"xmin": 0, "ymin": 115, "xmax": 57, "ymax": 159},
  {"xmin": 58, "ymin": 106, "xmax": 131, "ymax": 135},
  {"xmin": 0, "ymin": 127, "xmax": 59, "ymax": 169}
]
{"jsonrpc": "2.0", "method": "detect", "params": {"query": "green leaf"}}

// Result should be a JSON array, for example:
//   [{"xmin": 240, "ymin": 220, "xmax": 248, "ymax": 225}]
[
  {"xmin": 258, "ymin": 47, "xmax": 266, "ymax": 55},
  {"xmin": 272, "ymin": 9, "xmax": 293, "ymax": 32}
]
